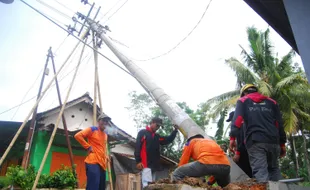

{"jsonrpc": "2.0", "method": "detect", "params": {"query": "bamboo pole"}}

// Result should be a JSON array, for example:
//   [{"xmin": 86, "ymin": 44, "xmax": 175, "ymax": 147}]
[
  {"xmin": 0, "ymin": 40, "xmax": 81, "ymax": 167},
  {"xmin": 32, "ymin": 39, "xmax": 87, "ymax": 190},
  {"xmin": 92, "ymin": 31, "xmax": 98, "ymax": 125},
  {"xmin": 93, "ymin": 36, "xmax": 113, "ymax": 190}
]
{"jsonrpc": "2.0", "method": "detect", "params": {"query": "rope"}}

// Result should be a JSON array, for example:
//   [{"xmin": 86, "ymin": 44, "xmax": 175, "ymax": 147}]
[
  {"xmin": 0, "ymin": 38, "xmax": 82, "ymax": 167},
  {"xmin": 132, "ymin": 0, "xmax": 213, "ymax": 62},
  {"xmin": 32, "ymin": 38, "xmax": 88, "ymax": 190}
]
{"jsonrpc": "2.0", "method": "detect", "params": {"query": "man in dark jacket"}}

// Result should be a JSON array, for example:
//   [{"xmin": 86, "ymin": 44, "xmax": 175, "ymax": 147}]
[
  {"xmin": 230, "ymin": 84, "xmax": 286, "ymax": 182},
  {"xmin": 227, "ymin": 111, "xmax": 252, "ymax": 178},
  {"xmin": 134, "ymin": 117, "xmax": 178, "ymax": 188}
]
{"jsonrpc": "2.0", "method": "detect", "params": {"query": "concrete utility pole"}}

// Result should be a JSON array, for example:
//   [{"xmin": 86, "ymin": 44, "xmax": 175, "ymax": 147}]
[{"xmin": 86, "ymin": 19, "xmax": 249, "ymax": 182}]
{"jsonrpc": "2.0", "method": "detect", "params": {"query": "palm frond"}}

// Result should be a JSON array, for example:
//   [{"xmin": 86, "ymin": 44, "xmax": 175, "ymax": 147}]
[
  {"xmin": 206, "ymin": 90, "xmax": 240, "ymax": 105},
  {"xmin": 257, "ymin": 80, "xmax": 273, "ymax": 97},
  {"xmin": 208, "ymin": 95, "xmax": 240, "ymax": 119},
  {"xmin": 294, "ymin": 108, "xmax": 310, "ymax": 122},
  {"xmin": 225, "ymin": 57, "xmax": 259, "ymax": 84},
  {"xmin": 275, "ymin": 73, "xmax": 308, "ymax": 91},
  {"xmin": 281, "ymin": 93, "xmax": 298, "ymax": 134},
  {"xmin": 239, "ymin": 44, "xmax": 255, "ymax": 70}
]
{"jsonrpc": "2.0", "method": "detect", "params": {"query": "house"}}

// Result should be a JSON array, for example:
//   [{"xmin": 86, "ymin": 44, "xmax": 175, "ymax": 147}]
[{"xmin": 0, "ymin": 93, "xmax": 177, "ymax": 188}]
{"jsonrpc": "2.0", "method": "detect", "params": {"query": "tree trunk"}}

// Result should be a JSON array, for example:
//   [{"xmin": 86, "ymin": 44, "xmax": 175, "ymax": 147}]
[
  {"xmin": 301, "ymin": 129, "xmax": 310, "ymax": 181},
  {"xmin": 289, "ymin": 135, "xmax": 300, "ymax": 177}
]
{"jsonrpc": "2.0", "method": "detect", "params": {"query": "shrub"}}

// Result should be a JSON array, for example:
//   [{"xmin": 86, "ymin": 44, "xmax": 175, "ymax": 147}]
[{"xmin": 0, "ymin": 176, "xmax": 11, "ymax": 189}]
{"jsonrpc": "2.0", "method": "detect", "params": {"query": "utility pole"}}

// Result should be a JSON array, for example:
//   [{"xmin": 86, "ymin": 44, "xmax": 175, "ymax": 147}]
[
  {"xmin": 87, "ymin": 20, "xmax": 205, "ymax": 139},
  {"xmin": 86, "ymin": 19, "xmax": 249, "ymax": 182},
  {"xmin": 49, "ymin": 48, "xmax": 79, "ymax": 187},
  {"xmin": 21, "ymin": 48, "xmax": 50, "ymax": 169}
]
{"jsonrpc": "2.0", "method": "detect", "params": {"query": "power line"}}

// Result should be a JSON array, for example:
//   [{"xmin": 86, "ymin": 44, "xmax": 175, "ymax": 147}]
[
  {"xmin": 0, "ymin": 45, "xmax": 90, "ymax": 117},
  {"xmin": 102, "ymin": 0, "xmax": 129, "ymax": 24},
  {"xmin": 53, "ymin": 0, "xmax": 76, "ymax": 14},
  {"xmin": 36, "ymin": 0, "xmax": 72, "ymax": 20},
  {"xmin": 10, "ymin": 68, "xmax": 44, "ymax": 120},
  {"xmin": 19, "ymin": 0, "xmax": 135, "ymax": 79},
  {"xmin": 133, "ymin": 0, "xmax": 213, "ymax": 62},
  {"xmin": 0, "ymin": 96, "xmax": 37, "ymax": 116},
  {"xmin": 54, "ymin": 35, "xmax": 69, "ymax": 55},
  {"xmin": 98, "ymin": 0, "xmax": 124, "ymax": 22}
]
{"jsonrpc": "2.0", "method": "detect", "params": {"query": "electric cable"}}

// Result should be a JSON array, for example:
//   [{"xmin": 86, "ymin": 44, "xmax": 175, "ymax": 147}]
[
  {"xmin": 98, "ymin": 0, "xmax": 124, "ymax": 22},
  {"xmin": 20, "ymin": 0, "xmax": 135, "ymax": 79},
  {"xmin": 132, "ymin": 0, "xmax": 213, "ymax": 61},
  {"xmin": 36, "ymin": 0, "xmax": 72, "ymax": 20},
  {"xmin": 102, "ymin": 0, "xmax": 129, "ymax": 24},
  {"xmin": 53, "ymin": 0, "xmax": 76, "ymax": 14},
  {"xmin": 10, "ymin": 68, "xmax": 44, "ymax": 120}
]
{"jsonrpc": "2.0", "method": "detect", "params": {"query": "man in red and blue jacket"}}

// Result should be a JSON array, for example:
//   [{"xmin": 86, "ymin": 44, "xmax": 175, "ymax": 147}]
[
  {"xmin": 230, "ymin": 84, "xmax": 286, "ymax": 183},
  {"xmin": 227, "ymin": 111, "xmax": 252, "ymax": 178},
  {"xmin": 134, "ymin": 117, "xmax": 178, "ymax": 188}
]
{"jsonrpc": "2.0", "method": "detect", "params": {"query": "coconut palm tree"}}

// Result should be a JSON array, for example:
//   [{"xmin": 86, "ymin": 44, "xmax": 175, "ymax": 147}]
[
  {"xmin": 207, "ymin": 26, "xmax": 310, "ymax": 133},
  {"xmin": 207, "ymin": 26, "xmax": 310, "ymax": 177}
]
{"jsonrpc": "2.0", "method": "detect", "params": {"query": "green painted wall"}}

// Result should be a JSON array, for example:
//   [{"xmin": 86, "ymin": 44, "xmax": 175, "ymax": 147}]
[
  {"xmin": 30, "ymin": 131, "xmax": 86, "ymax": 174},
  {"xmin": 29, "ymin": 130, "xmax": 115, "ymax": 183}
]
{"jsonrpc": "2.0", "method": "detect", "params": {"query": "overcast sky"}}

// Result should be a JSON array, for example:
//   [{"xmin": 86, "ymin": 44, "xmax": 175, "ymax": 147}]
[{"xmin": 0, "ymin": 0, "xmax": 303, "ymax": 138}]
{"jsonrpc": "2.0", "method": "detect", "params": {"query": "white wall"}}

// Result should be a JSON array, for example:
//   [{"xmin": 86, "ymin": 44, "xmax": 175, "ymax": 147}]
[{"xmin": 39, "ymin": 102, "xmax": 95, "ymax": 131}]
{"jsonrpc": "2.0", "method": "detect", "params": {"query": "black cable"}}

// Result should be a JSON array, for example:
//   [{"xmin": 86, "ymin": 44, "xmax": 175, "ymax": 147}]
[
  {"xmin": 19, "ymin": 0, "xmax": 135, "ymax": 79},
  {"xmin": 133, "ymin": 0, "xmax": 213, "ymax": 61}
]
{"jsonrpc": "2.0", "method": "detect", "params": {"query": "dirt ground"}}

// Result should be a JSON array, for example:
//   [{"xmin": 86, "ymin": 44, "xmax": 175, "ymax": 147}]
[{"xmin": 149, "ymin": 177, "xmax": 267, "ymax": 190}]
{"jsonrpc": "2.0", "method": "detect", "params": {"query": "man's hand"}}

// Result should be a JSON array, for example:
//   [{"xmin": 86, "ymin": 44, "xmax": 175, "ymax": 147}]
[
  {"xmin": 87, "ymin": 146, "xmax": 93, "ymax": 154},
  {"xmin": 280, "ymin": 145, "xmax": 286, "ymax": 158},
  {"xmin": 136, "ymin": 162, "xmax": 144, "ymax": 170},
  {"xmin": 173, "ymin": 124, "xmax": 179, "ymax": 130},
  {"xmin": 229, "ymin": 140, "xmax": 236, "ymax": 152},
  {"xmin": 106, "ymin": 156, "xmax": 111, "ymax": 163},
  {"xmin": 233, "ymin": 154, "xmax": 240, "ymax": 162}
]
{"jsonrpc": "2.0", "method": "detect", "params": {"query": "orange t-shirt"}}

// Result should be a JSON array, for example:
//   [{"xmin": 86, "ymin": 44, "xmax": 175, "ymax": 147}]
[
  {"xmin": 179, "ymin": 138, "xmax": 230, "ymax": 167},
  {"xmin": 74, "ymin": 126, "xmax": 108, "ymax": 170}
]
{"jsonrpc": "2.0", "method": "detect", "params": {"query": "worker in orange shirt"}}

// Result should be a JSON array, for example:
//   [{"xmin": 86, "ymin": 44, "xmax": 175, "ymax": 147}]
[
  {"xmin": 172, "ymin": 134, "xmax": 231, "ymax": 188},
  {"xmin": 74, "ymin": 114, "xmax": 111, "ymax": 190}
]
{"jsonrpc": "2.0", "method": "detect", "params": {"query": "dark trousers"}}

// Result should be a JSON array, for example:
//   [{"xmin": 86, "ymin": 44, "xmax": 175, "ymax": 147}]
[
  {"xmin": 86, "ymin": 163, "xmax": 106, "ymax": 190},
  {"xmin": 172, "ymin": 161, "xmax": 230, "ymax": 187},
  {"xmin": 237, "ymin": 150, "xmax": 252, "ymax": 178},
  {"xmin": 247, "ymin": 143, "xmax": 281, "ymax": 182}
]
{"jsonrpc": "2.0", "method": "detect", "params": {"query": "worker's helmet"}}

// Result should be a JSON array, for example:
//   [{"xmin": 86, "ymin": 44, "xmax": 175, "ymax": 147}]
[
  {"xmin": 98, "ymin": 113, "xmax": 111, "ymax": 122},
  {"xmin": 240, "ymin": 84, "xmax": 258, "ymax": 97}
]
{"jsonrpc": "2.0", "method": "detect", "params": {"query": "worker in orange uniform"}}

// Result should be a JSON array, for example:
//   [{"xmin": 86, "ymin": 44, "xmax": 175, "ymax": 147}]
[
  {"xmin": 74, "ymin": 114, "xmax": 111, "ymax": 190},
  {"xmin": 172, "ymin": 134, "xmax": 231, "ymax": 187}
]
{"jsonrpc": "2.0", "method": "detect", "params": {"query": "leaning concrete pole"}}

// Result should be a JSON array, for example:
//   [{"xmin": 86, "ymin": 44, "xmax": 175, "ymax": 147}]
[
  {"xmin": 87, "ymin": 19, "xmax": 204, "ymax": 139},
  {"xmin": 87, "ymin": 19, "xmax": 248, "ymax": 182}
]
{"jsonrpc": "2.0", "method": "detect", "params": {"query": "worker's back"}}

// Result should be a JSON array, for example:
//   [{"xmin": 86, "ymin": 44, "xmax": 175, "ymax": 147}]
[
  {"xmin": 189, "ymin": 139, "xmax": 230, "ymax": 165},
  {"xmin": 239, "ymin": 92, "xmax": 283, "ymax": 146}
]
